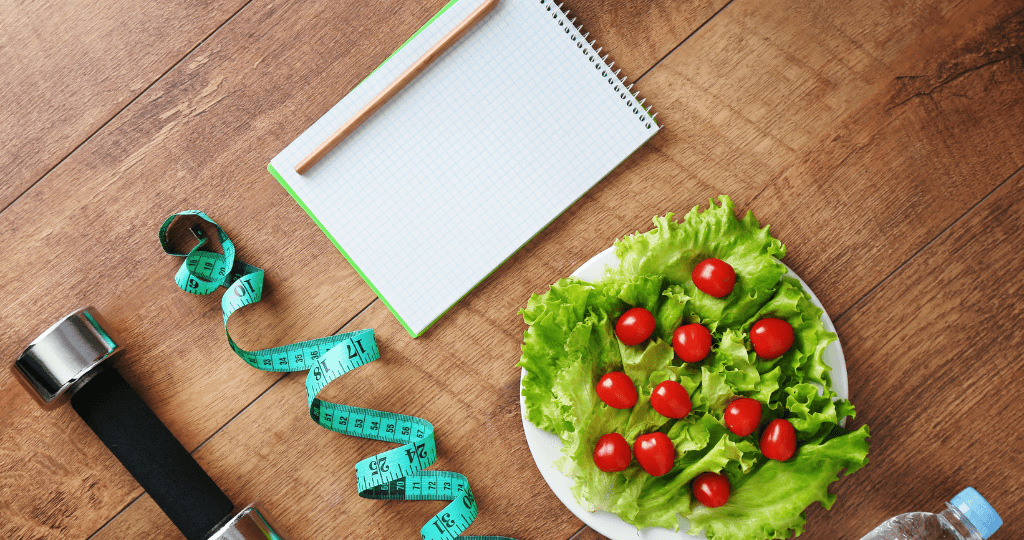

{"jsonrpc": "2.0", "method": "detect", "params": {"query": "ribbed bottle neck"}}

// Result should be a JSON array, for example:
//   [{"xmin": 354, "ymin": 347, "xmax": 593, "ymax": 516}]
[{"xmin": 940, "ymin": 502, "xmax": 984, "ymax": 540}]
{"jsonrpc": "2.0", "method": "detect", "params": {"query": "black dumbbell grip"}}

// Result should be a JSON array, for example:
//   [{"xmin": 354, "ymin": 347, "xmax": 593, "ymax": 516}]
[{"xmin": 70, "ymin": 367, "xmax": 234, "ymax": 540}]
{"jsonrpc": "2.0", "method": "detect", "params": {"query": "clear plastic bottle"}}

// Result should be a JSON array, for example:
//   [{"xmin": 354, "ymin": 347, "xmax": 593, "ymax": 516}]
[{"xmin": 859, "ymin": 488, "xmax": 1003, "ymax": 540}]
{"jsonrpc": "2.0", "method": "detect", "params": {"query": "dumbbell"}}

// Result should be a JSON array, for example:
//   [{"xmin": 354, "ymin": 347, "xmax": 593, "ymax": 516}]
[{"xmin": 14, "ymin": 307, "xmax": 285, "ymax": 540}]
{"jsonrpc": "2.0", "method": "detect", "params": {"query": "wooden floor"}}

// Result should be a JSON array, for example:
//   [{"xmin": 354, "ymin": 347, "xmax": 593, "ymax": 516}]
[{"xmin": 2, "ymin": 0, "xmax": 1023, "ymax": 538}]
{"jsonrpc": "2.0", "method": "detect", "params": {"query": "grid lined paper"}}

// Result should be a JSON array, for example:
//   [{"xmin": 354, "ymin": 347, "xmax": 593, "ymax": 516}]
[{"xmin": 270, "ymin": 0, "xmax": 659, "ymax": 336}]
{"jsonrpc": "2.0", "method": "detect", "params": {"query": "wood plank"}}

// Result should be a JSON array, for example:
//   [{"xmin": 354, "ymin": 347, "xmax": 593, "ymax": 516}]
[
  {"xmin": 0, "ymin": 0, "xmax": 248, "ymax": 211},
  {"xmin": 0, "ymin": 2, "xmax": 452, "ymax": 539},
  {"xmin": 631, "ymin": 0, "xmax": 1024, "ymax": 315},
  {"xmin": 562, "ymin": 0, "xmax": 728, "ymax": 77},
  {"xmin": 0, "ymin": 0, "xmax": 725, "ymax": 539},
  {"xmin": 808, "ymin": 170, "xmax": 1024, "ymax": 537},
  {"xmin": 87, "ymin": 0, "xmax": 1024, "ymax": 538}
]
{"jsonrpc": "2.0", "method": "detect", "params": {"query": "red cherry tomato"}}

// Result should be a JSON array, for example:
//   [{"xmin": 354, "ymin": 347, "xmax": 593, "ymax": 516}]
[
  {"xmin": 616, "ymin": 307, "xmax": 656, "ymax": 346},
  {"xmin": 596, "ymin": 372, "xmax": 638, "ymax": 409},
  {"xmin": 750, "ymin": 318, "xmax": 795, "ymax": 360},
  {"xmin": 634, "ymin": 432, "xmax": 675, "ymax": 476},
  {"xmin": 672, "ymin": 323, "xmax": 712, "ymax": 363},
  {"xmin": 650, "ymin": 381, "xmax": 692, "ymax": 419},
  {"xmin": 761, "ymin": 419, "xmax": 797, "ymax": 461},
  {"xmin": 692, "ymin": 472, "xmax": 731, "ymax": 507},
  {"xmin": 593, "ymin": 433, "xmax": 632, "ymax": 472},
  {"xmin": 692, "ymin": 258, "xmax": 736, "ymax": 298},
  {"xmin": 723, "ymin": 397, "xmax": 762, "ymax": 437}
]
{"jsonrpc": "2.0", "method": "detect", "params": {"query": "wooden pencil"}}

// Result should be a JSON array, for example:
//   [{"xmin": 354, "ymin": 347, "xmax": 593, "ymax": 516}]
[{"xmin": 295, "ymin": 0, "xmax": 499, "ymax": 175}]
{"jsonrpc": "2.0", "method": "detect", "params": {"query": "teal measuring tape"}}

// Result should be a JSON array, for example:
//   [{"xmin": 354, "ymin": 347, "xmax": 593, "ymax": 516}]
[{"xmin": 160, "ymin": 210, "xmax": 514, "ymax": 540}]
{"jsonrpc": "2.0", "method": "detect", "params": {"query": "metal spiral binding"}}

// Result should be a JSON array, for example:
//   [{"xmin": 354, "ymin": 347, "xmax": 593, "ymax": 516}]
[{"xmin": 539, "ymin": 0, "xmax": 656, "ymax": 129}]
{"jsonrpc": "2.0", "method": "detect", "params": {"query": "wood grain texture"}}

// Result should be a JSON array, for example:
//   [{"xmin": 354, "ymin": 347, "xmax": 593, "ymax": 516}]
[
  {"xmin": 813, "ymin": 170, "xmax": 1024, "ymax": 537},
  {"xmin": 0, "ymin": 0, "xmax": 724, "ymax": 539},
  {"xmin": 0, "ymin": 0, "xmax": 248, "ymax": 211},
  {"xmin": 630, "ymin": 0, "xmax": 1024, "ymax": 317},
  {"xmin": 0, "ymin": 1, "xmax": 454, "ymax": 538},
  {"xmin": 560, "ymin": 0, "xmax": 729, "ymax": 77},
  {"xmin": 3, "ymin": 0, "xmax": 1024, "ymax": 540}
]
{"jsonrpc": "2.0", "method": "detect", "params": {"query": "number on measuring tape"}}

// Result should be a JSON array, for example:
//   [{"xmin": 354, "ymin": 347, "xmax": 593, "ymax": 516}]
[{"xmin": 160, "ymin": 211, "xmax": 515, "ymax": 540}]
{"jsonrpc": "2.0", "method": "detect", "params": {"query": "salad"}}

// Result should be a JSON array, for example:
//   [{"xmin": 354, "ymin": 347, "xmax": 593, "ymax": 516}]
[{"xmin": 518, "ymin": 196, "xmax": 869, "ymax": 540}]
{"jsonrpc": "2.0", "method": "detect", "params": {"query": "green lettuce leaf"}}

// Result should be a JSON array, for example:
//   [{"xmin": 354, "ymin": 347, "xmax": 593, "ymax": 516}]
[
  {"xmin": 595, "ymin": 414, "xmax": 760, "ymax": 530},
  {"xmin": 620, "ymin": 339, "xmax": 677, "ymax": 441},
  {"xmin": 551, "ymin": 311, "xmax": 633, "ymax": 509},
  {"xmin": 744, "ymin": 276, "xmax": 837, "ymax": 399},
  {"xmin": 785, "ymin": 383, "xmax": 857, "ymax": 444},
  {"xmin": 687, "ymin": 425, "xmax": 870, "ymax": 540},
  {"xmin": 655, "ymin": 285, "xmax": 694, "ymax": 342},
  {"xmin": 604, "ymin": 196, "xmax": 787, "ymax": 328},
  {"xmin": 518, "ymin": 278, "xmax": 621, "ymax": 431},
  {"xmin": 597, "ymin": 274, "xmax": 666, "ymax": 316},
  {"xmin": 628, "ymin": 415, "xmax": 761, "ymax": 530}
]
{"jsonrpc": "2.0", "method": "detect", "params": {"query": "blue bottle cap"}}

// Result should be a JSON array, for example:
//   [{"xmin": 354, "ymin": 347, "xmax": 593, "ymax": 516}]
[{"xmin": 951, "ymin": 488, "xmax": 1002, "ymax": 539}]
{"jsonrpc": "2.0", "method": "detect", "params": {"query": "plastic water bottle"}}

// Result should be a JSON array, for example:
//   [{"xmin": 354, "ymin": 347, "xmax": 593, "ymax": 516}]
[{"xmin": 859, "ymin": 488, "xmax": 1003, "ymax": 540}]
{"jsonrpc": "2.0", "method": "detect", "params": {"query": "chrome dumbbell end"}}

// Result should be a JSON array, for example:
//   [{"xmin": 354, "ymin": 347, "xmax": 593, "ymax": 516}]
[
  {"xmin": 15, "ymin": 306, "xmax": 122, "ymax": 403},
  {"xmin": 210, "ymin": 505, "xmax": 286, "ymax": 540}
]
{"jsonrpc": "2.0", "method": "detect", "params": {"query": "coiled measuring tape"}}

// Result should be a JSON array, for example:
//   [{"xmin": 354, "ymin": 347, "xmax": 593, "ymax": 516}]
[{"xmin": 159, "ymin": 210, "xmax": 514, "ymax": 540}]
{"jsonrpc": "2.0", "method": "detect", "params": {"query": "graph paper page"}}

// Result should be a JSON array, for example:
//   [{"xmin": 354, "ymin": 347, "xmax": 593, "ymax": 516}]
[{"xmin": 270, "ymin": 0, "xmax": 659, "ymax": 336}]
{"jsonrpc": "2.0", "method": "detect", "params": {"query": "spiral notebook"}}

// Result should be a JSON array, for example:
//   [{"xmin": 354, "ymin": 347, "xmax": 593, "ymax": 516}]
[{"xmin": 269, "ymin": 0, "xmax": 659, "ymax": 337}]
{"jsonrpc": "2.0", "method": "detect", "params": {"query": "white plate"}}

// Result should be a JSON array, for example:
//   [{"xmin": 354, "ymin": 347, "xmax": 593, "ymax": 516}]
[{"xmin": 519, "ymin": 246, "xmax": 848, "ymax": 540}]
